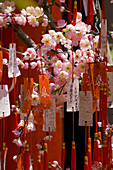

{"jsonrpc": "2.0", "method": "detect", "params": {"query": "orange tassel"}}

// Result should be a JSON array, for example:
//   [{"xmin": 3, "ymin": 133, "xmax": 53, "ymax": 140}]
[
  {"xmin": 17, "ymin": 153, "xmax": 23, "ymax": 170},
  {"xmin": 84, "ymin": 156, "xmax": 89, "ymax": 170},
  {"xmin": 37, "ymin": 154, "xmax": 41, "ymax": 170},
  {"xmin": 72, "ymin": 1, "xmax": 77, "ymax": 26},
  {"xmin": 71, "ymin": 141, "xmax": 76, "ymax": 170},
  {"xmin": 61, "ymin": 142, "xmax": 65, "ymax": 170},
  {"xmin": 44, "ymin": 143, "xmax": 48, "ymax": 170}
]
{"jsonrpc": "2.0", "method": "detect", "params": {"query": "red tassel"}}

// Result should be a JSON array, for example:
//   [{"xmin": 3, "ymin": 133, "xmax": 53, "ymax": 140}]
[
  {"xmin": 1, "ymin": 142, "xmax": 7, "ymax": 170},
  {"xmin": 107, "ymin": 130, "xmax": 112, "ymax": 166},
  {"xmin": 103, "ymin": 85, "xmax": 107, "ymax": 129},
  {"xmin": 87, "ymin": 0, "xmax": 94, "ymax": 26},
  {"xmin": 71, "ymin": 141, "xmax": 76, "ymax": 170},
  {"xmin": 84, "ymin": 156, "xmax": 89, "ymax": 170},
  {"xmin": 103, "ymin": 134, "xmax": 108, "ymax": 168},
  {"xmin": 44, "ymin": 143, "xmax": 48, "ymax": 170},
  {"xmin": 87, "ymin": 138, "xmax": 92, "ymax": 170},
  {"xmin": 93, "ymin": 133, "xmax": 99, "ymax": 164},
  {"xmin": 72, "ymin": 0, "xmax": 77, "ymax": 26},
  {"xmin": 67, "ymin": 0, "xmax": 72, "ymax": 22},
  {"xmin": 61, "ymin": 142, "xmax": 65, "ymax": 170},
  {"xmin": 48, "ymin": 161, "xmax": 52, "ymax": 169},
  {"xmin": 13, "ymin": 107, "xmax": 18, "ymax": 130},
  {"xmin": 24, "ymin": 144, "xmax": 30, "ymax": 170},
  {"xmin": 37, "ymin": 154, "xmax": 41, "ymax": 170},
  {"xmin": 98, "ymin": 132, "xmax": 103, "ymax": 163}
]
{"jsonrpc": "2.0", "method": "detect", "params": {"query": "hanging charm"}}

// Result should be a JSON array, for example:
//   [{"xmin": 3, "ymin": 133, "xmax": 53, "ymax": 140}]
[
  {"xmin": 89, "ymin": 62, "xmax": 109, "ymax": 99},
  {"xmin": 0, "ymin": 85, "xmax": 10, "ymax": 117},
  {"xmin": 101, "ymin": 19, "xmax": 107, "ymax": 60},
  {"xmin": 22, "ymin": 78, "xmax": 34, "ymax": 114},
  {"xmin": 43, "ymin": 98, "xmax": 56, "ymax": 132},
  {"xmin": 79, "ymin": 91, "xmax": 93, "ymax": 126},
  {"xmin": 8, "ymin": 43, "xmax": 21, "ymax": 78},
  {"xmin": 67, "ymin": 78, "xmax": 79, "ymax": 112},
  {"xmin": 39, "ymin": 75, "xmax": 51, "ymax": 109}
]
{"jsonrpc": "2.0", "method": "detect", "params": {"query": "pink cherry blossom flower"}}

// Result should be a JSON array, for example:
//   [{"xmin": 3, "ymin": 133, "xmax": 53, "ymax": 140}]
[
  {"xmin": 3, "ymin": 58, "xmax": 8, "ymax": 65},
  {"xmin": 56, "ymin": 19, "xmax": 67, "ymax": 28},
  {"xmin": 76, "ymin": 12, "xmax": 82, "ymax": 23},
  {"xmin": 30, "ymin": 62, "xmax": 37, "ymax": 69},
  {"xmin": 13, "ymin": 137, "xmax": 22, "ymax": 147},
  {"xmin": 21, "ymin": 62, "xmax": 29, "ymax": 69},
  {"xmin": 27, "ymin": 15, "xmax": 39, "ymax": 27},
  {"xmin": 41, "ymin": 34, "xmax": 52, "ymax": 47},
  {"xmin": 14, "ymin": 15, "xmax": 26, "ymax": 26},
  {"xmin": 59, "ymin": 0, "xmax": 65, "ymax": 3},
  {"xmin": 27, "ymin": 122, "xmax": 36, "ymax": 132},
  {"xmin": 26, "ymin": 6, "xmax": 35, "ymax": 16},
  {"xmin": 1, "ymin": 1, "xmax": 15, "ymax": 13},
  {"xmin": 42, "ymin": 18, "xmax": 48, "ymax": 27},
  {"xmin": 35, "ymin": 7, "xmax": 43, "ymax": 18},
  {"xmin": 31, "ymin": 93, "xmax": 40, "ymax": 106},
  {"xmin": 60, "ymin": 6, "xmax": 65, "ymax": 12},
  {"xmin": 49, "ymin": 30, "xmax": 56, "ymax": 36},
  {"xmin": 63, "ymin": 62, "xmax": 72, "ymax": 73}
]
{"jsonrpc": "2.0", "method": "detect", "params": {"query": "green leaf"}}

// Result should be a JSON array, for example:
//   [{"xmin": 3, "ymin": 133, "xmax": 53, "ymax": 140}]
[{"xmin": 34, "ymin": 82, "xmax": 39, "ymax": 88}]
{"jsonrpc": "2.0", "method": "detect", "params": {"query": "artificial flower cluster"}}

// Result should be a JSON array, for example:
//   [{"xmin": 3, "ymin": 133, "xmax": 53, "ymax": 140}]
[{"xmin": 0, "ymin": 1, "xmax": 48, "ymax": 28}]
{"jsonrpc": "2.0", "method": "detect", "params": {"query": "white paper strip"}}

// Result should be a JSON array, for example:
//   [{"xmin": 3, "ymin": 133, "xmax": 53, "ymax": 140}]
[
  {"xmin": 43, "ymin": 98, "xmax": 56, "ymax": 132},
  {"xmin": 0, "ymin": 85, "xmax": 10, "ymax": 117},
  {"xmin": 67, "ymin": 78, "xmax": 79, "ymax": 112},
  {"xmin": 101, "ymin": 19, "xmax": 107, "ymax": 58},
  {"xmin": 8, "ymin": 43, "xmax": 21, "ymax": 78},
  {"xmin": 107, "ymin": 72, "xmax": 113, "ymax": 108},
  {"xmin": 79, "ymin": 91, "xmax": 93, "ymax": 126}
]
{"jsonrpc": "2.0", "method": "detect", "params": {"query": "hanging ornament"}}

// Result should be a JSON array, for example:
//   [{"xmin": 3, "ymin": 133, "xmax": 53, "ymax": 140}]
[
  {"xmin": 43, "ymin": 98, "xmax": 56, "ymax": 132},
  {"xmin": 0, "ymin": 85, "xmax": 10, "ymax": 118},
  {"xmin": 107, "ymin": 129, "xmax": 112, "ymax": 166},
  {"xmin": 89, "ymin": 62, "xmax": 109, "ymax": 99},
  {"xmin": 79, "ymin": 91, "xmax": 93, "ymax": 126},
  {"xmin": 8, "ymin": 43, "xmax": 21, "ymax": 78},
  {"xmin": 107, "ymin": 66, "xmax": 113, "ymax": 108},
  {"xmin": 101, "ymin": 19, "xmax": 107, "ymax": 61},
  {"xmin": 39, "ymin": 75, "xmax": 51, "ymax": 109},
  {"xmin": 22, "ymin": 78, "xmax": 34, "ymax": 114},
  {"xmin": 67, "ymin": 77, "xmax": 79, "ymax": 112}
]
